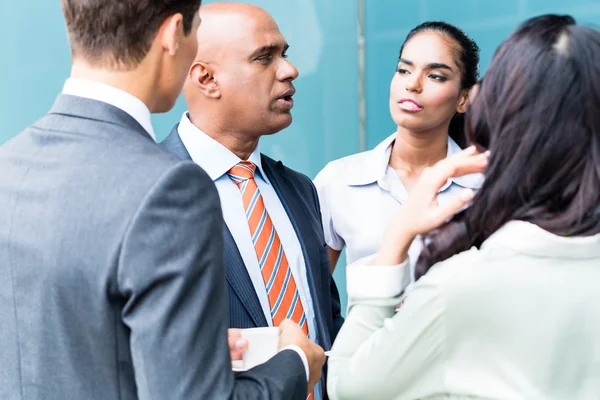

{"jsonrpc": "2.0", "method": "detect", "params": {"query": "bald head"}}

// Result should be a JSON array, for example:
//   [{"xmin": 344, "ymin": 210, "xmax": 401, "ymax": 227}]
[
  {"xmin": 194, "ymin": 3, "xmax": 277, "ymax": 63},
  {"xmin": 183, "ymin": 2, "xmax": 299, "ymax": 138},
  {"xmin": 183, "ymin": 3, "xmax": 279, "ymax": 102}
]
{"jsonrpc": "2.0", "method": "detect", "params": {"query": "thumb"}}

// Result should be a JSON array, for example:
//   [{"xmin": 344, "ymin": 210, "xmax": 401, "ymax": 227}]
[
  {"xmin": 278, "ymin": 319, "xmax": 295, "ymax": 334},
  {"xmin": 431, "ymin": 189, "xmax": 475, "ymax": 224}
]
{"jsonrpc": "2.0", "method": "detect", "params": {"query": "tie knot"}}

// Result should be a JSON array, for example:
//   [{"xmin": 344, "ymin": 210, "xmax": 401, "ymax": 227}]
[{"xmin": 228, "ymin": 161, "xmax": 257, "ymax": 181}]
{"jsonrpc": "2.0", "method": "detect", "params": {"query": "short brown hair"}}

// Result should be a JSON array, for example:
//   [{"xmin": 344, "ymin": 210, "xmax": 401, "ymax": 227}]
[{"xmin": 61, "ymin": 0, "xmax": 201, "ymax": 69}]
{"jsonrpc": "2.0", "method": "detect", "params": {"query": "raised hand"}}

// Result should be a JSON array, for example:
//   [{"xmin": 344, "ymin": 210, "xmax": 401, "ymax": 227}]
[{"xmin": 375, "ymin": 146, "xmax": 488, "ymax": 266}]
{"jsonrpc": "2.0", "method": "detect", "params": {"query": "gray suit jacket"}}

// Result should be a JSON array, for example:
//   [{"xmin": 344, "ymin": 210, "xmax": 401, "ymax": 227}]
[{"xmin": 0, "ymin": 95, "xmax": 307, "ymax": 400}]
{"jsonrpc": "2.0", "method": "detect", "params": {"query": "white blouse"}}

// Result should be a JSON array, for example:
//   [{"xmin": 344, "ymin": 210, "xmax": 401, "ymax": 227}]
[
  {"xmin": 327, "ymin": 221, "xmax": 600, "ymax": 399},
  {"xmin": 314, "ymin": 133, "xmax": 484, "ymax": 276}
]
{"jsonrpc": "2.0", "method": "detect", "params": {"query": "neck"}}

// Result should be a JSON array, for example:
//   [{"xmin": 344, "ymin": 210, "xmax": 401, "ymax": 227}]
[
  {"xmin": 390, "ymin": 125, "xmax": 449, "ymax": 170},
  {"xmin": 70, "ymin": 60, "xmax": 156, "ymax": 111},
  {"xmin": 188, "ymin": 111, "xmax": 259, "ymax": 160}
]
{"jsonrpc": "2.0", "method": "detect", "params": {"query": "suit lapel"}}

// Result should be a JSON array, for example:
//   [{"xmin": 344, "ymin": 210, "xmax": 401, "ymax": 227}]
[
  {"xmin": 160, "ymin": 127, "xmax": 267, "ymax": 327},
  {"xmin": 223, "ymin": 226, "xmax": 268, "ymax": 327}
]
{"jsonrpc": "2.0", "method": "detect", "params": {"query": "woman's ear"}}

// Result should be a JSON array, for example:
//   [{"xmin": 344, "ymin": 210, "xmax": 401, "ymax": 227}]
[{"xmin": 457, "ymin": 88, "xmax": 470, "ymax": 114}]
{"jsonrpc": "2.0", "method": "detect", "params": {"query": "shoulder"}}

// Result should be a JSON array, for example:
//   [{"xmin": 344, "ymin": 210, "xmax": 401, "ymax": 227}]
[
  {"xmin": 415, "ymin": 244, "xmax": 504, "ymax": 300},
  {"xmin": 129, "ymin": 146, "xmax": 216, "ymax": 211},
  {"xmin": 316, "ymin": 150, "xmax": 374, "ymax": 183},
  {"xmin": 315, "ymin": 133, "xmax": 395, "ymax": 186},
  {"xmin": 423, "ymin": 247, "xmax": 484, "ymax": 281},
  {"xmin": 313, "ymin": 150, "xmax": 381, "ymax": 199},
  {"xmin": 262, "ymin": 154, "xmax": 313, "ymax": 190},
  {"xmin": 72, "ymin": 118, "xmax": 214, "ymax": 211}
]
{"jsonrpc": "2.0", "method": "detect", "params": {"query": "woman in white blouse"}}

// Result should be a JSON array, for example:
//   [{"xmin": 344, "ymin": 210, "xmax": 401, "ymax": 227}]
[
  {"xmin": 327, "ymin": 14, "xmax": 600, "ymax": 400},
  {"xmin": 314, "ymin": 21, "xmax": 483, "ymax": 275}
]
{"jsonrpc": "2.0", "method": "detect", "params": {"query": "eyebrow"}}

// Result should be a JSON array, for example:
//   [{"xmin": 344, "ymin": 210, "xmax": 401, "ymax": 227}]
[
  {"xmin": 398, "ymin": 58, "xmax": 454, "ymax": 72},
  {"xmin": 250, "ymin": 43, "xmax": 289, "ymax": 58}
]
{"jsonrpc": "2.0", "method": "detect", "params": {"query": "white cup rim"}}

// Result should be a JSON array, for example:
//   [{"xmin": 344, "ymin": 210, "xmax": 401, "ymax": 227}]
[{"xmin": 241, "ymin": 327, "xmax": 279, "ymax": 335}]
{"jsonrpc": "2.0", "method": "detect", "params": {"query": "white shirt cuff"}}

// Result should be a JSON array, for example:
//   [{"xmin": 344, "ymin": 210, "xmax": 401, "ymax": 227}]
[
  {"xmin": 346, "ymin": 254, "xmax": 411, "ymax": 299},
  {"xmin": 280, "ymin": 345, "xmax": 309, "ymax": 382}
]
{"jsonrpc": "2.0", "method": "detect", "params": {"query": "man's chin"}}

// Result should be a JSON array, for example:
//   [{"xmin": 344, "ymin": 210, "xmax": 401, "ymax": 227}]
[{"xmin": 263, "ymin": 115, "xmax": 293, "ymax": 135}]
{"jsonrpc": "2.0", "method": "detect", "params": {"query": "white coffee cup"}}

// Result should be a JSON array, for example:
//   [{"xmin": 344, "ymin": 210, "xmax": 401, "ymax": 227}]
[{"xmin": 240, "ymin": 327, "xmax": 280, "ymax": 369}]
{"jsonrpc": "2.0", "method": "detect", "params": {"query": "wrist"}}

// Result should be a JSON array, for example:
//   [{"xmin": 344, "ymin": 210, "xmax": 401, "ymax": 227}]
[{"xmin": 374, "ymin": 229, "xmax": 415, "ymax": 266}]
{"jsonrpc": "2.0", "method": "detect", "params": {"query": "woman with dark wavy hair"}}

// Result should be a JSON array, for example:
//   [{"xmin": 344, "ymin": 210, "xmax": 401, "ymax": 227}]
[{"xmin": 328, "ymin": 14, "xmax": 600, "ymax": 400}]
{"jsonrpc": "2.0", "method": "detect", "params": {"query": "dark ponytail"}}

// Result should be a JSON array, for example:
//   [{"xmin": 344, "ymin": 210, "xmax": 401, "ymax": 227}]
[{"xmin": 448, "ymin": 113, "xmax": 468, "ymax": 149}]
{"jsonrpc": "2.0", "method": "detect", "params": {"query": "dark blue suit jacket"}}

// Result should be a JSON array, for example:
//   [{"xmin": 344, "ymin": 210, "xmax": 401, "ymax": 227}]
[{"xmin": 160, "ymin": 125, "xmax": 344, "ymax": 352}]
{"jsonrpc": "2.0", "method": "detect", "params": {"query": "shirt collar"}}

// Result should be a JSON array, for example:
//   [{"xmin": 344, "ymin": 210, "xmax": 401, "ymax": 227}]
[
  {"xmin": 62, "ymin": 78, "xmax": 155, "ymax": 141},
  {"xmin": 346, "ymin": 132, "xmax": 483, "ymax": 190},
  {"xmin": 483, "ymin": 220, "xmax": 600, "ymax": 258},
  {"xmin": 177, "ymin": 112, "xmax": 270, "ymax": 184},
  {"xmin": 344, "ymin": 133, "xmax": 395, "ymax": 186}
]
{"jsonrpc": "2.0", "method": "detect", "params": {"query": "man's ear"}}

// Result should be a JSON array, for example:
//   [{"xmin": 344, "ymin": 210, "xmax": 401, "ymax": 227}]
[
  {"xmin": 159, "ymin": 13, "xmax": 184, "ymax": 57},
  {"xmin": 456, "ymin": 88, "xmax": 470, "ymax": 113},
  {"xmin": 189, "ymin": 61, "xmax": 221, "ymax": 98}
]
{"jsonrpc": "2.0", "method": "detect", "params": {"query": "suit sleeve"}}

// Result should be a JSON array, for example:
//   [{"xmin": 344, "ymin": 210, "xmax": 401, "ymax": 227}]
[
  {"xmin": 309, "ymin": 176, "xmax": 345, "ymax": 340},
  {"xmin": 118, "ymin": 161, "xmax": 307, "ymax": 400}
]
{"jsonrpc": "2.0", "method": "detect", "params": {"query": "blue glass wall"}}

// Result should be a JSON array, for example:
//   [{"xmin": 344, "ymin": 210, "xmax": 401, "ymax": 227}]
[
  {"xmin": 364, "ymin": 0, "xmax": 600, "ymax": 147},
  {"xmin": 2, "ymin": 0, "xmax": 600, "ymax": 314}
]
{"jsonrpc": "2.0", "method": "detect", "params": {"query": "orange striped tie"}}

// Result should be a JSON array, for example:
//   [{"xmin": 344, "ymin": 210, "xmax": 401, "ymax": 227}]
[
  {"xmin": 228, "ymin": 161, "xmax": 313, "ymax": 399},
  {"xmin": 228, "ymin": 161, "xmax": 309, "ymax": 332}
]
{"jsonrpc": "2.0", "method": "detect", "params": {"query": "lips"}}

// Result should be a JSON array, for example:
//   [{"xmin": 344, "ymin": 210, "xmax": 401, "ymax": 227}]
[
  {"xmin": 276, "ymin": 88, "xmax": 295, "ymax": 111},
  {"xmin": 398, "ymin": 98, "xmax": 423, "ymax": 112},
  {"xmin": 278, "ymin": 88, "xmax": 295, "ymax": 101}
]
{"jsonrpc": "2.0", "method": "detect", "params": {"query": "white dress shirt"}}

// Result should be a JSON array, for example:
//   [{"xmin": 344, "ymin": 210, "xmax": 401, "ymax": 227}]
[
  {"xmin": 314, "ymin": 132, "xmax": 483, "ymax": 279},
  {"xmin": 328, "ymin": 221, "xmax": 600, "ymax": 399},
  {"xmin": 178, "ymin": 112, "xmax": 317, "ymax": 390},
  {"xmin": 62, "ymin": 78, "xmax": 156, "ymax": 141}
]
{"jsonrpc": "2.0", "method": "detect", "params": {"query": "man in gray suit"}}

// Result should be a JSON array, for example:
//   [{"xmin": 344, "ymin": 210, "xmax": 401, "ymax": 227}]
[{"xmin": 0, "ymin": 1, "xmax": 325, "ymax": 399}]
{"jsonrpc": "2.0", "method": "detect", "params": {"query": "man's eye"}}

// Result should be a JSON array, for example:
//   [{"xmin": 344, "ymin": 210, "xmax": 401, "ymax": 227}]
[{"xmin": 257, "ymin": 55, "xmax": 272, "ymax": 62}]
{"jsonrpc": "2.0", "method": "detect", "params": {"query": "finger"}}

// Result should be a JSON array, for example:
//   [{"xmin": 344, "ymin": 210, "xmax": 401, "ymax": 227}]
[
  {"xmin": 447, "ymin": 153, "xmax": 488, "ymax": 177},
  {"xmin": 423, "ymin": 153, "xmax": 488, "ymax": 190},
  {"xmin": 430, "ymin": 188, "xmax": 475, "ymax": 225},
  {"xmin": 229, "ymin": 337, "xmax": 248, "ymax": 361},
  {"xmin": 228, "ymin": 328, "xmax": 242, "ymax": 340},
  {"xmin": 451, "ymin": 145, "xmax": 479, "ymax": 159},
  {"xmin": 236, "ymin": 339, "xmax": 248, "ymax": 351},
  {"xmin": 228, "ymin": 329, "xmax": 243, "ymax": 347},
  {"xmin": 279, "ymin": 319, "xmax": 298, "ymax": 331},
  {"xmin": 230, "ymin": 349, "xmax": 244, "ymax": 361},
  {"xmin": 438, "ymin": 151, "xmax": 488, "ymax": 173}
]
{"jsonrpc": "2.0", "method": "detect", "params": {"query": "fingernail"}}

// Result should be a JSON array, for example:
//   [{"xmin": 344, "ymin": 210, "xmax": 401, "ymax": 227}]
[
  {"xmin": 484, "ymin": 150, "xmax": 491, "ymax": 157},
  {"xmin": 460, "ymin": 189, "xmax": 475, "ymax": 201},
  {"xmin": 236, "ymin": 339, "xmax": 246, "ymax": 350}
]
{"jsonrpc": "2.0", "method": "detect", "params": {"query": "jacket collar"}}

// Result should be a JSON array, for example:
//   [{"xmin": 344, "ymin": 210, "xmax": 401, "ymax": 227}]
[
  {"xmin": 484, "ymin": 221, "xmax": 600, "ymax": 258},
  {"xmin": 61, "ymin": 78, "xmax": 155, "ymax": 141},
  {"xmin": 46, "ymin": 94, "xmax": 152, "ymax": 143}
]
